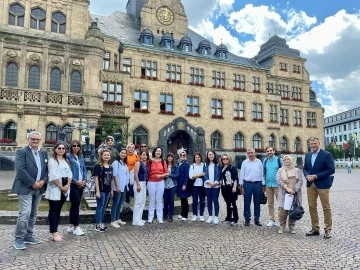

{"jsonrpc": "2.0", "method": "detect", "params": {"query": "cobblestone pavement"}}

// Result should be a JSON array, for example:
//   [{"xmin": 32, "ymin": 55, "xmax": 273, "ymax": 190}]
[{"xmin": 0, "ymin": 169, "xmax": 359, "ymax": 269}]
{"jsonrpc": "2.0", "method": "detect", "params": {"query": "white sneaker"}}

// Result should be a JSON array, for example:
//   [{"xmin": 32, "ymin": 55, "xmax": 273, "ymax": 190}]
[
  {"xmin": 73, "ymin": 227, "xmax": 85, "ymax": 236},
  {"xmin": 177, "ymin": 215, "xmax": 183, "ymax": 219},
  {"xmin": 267, "ymin": 220, "xmax": 275, "ymax": 227},
  {"xmin": 206, "ymin": 216, "xmax": 214, "ymax": 224},
  {"xmin": 148, "ymin": 219, "xmax": 153, "ymax": 223},
  {"xmin": 192, "ymin": 215, "xmax": 197, "ymax": 222},
  {"xmin": 110, "ymin": 222, "xmax": 120, "ymax": 228},
  {"xmin": 117, "ymin": 219, "xmax": 126, "ymax": 225},
  {"xmin": 67, "ymin": 227, "xmax": 74, "ymax": 233},
  {"xmin": 132, "ymin": 222, "xmax": 144, "ymax": 226},
  {"xmin": 199, "ymin": 216, "xmax": 205, "ymax": 222},
  {"xmin": 158, "ymin": 220, "xmax": 164, "ymax": 224},
  {"xmin": 213, "ymin": 217, "xmax": 219, "ymax": 224},
  {"xmin": 181, "ymin": 217, "xmax": 187, "ymax": 221},
  {"xmin": 274, "ymin": 221, "xmax": 280, "ymax": 227}
]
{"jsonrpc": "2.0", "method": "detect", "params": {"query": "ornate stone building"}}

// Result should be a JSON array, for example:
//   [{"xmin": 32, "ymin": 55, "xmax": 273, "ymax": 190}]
[{"xmin": 0, "ymin": 0, "xmax": 324, "ymax": 164}]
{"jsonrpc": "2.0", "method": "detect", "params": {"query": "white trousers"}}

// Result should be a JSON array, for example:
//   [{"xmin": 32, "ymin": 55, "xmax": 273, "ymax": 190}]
[
  {"xmin": 147, "ymin": 181, "xmax": 165, "ymax": 221},
  {"xmin": 132, "ymin": 181, "xmax": 147, "ymax": 225}
]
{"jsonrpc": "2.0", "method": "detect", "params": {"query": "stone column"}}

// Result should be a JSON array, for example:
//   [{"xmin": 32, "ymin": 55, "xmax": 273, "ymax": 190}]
[
  {"xmin": 0, "ymin": 123, "xmax": 5, "ymax": 140},
  {"xmin": 19, "ymin": 38, "xmax": 27, "ymax": 88},
  {"xmin": 42, "ymin": 42, "xmax": 50, "ymax": 90}
]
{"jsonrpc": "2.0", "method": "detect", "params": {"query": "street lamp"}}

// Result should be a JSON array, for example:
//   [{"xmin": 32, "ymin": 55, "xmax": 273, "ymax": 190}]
[{"xmin": 71, "ymin": 115, "xmax": 97, "ymax": 142}]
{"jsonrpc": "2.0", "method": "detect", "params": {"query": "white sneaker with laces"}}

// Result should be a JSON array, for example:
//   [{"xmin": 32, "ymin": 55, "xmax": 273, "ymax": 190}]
[
  {"xmin": 192, "ymin": 215, "xmax": 197, "ymax": 222},
  {"xmin": 110, "ymin": 222, "xmax": 120, "ymax": 228},
  {"xmin": 267, "ymin": 220, "xmax": 275, "ymax": 227},
  {"xmin": 73, "ymin": 227, "xmax": 85, "ymax": 236},
  {"xmin": 199, "ymin": 216, "xmax": 205, "ymax": 222},
  {"xmin": 206, "ymin": 216, "xmax": 214, "ymax": 224},
  {"xmin": 158, "ymin": 220, "xmax": 164, "ymax": 224},
  {"xmin": 177, "ymin": 215, "xmax": 182, "ymax": 219},
  {"xmin": 181, "ymin": 217, "xmax": 187, "ymax": 221},
  {"xmin": 67, "ymin": 227, "xmax": 74, "ymax": 233},
  {"xmin": 132, "ymin": 222, "xmax": 144, "ymax": 226},
  {"xmin": 117, "ymin": 219, "xmax": 126, "ymax": 225},
  {"xmin": 213, "ymin": 217, "xmax": 219, "ymax": 225}
]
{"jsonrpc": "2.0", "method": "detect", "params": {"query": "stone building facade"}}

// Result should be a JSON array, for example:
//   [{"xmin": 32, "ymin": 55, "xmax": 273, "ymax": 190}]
[{"xmin": 0, "ymin": 0, "xmax": 324, "ymax": 164}]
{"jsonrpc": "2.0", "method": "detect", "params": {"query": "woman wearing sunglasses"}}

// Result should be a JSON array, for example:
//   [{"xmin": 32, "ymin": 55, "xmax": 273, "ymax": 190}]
[{"xmin": 66, "ymin": 140, "xmax": 87, "ymax": 236}]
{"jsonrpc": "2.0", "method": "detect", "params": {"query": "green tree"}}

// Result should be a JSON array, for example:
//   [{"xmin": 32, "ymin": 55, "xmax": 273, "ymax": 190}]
[
  {"xmin": 344, "ymin": 137, "xmax": 360, "ymax": 159},
  {"xmin": 325, "ymin": 143, "xmax": 344, "ymax": 160},
  {"xmin": 97, "ymin": 119, "xmax": 131, "ymax": 145}
]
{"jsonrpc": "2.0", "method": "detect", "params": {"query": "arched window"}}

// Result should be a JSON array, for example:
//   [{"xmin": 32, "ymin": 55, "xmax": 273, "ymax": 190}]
[
  {"xmin": 62, "ymin": 125, "xmax": 73, "ymax": 142},
  {"xmin": 30, "ymin": 8, "xmax": 46, "ymax": 30},
  {"xmin": 211, "ymin": 131, "xmax": 222, "ymax": 149},
  {"xmin": 133, "ymin": 127, "xmax": 148, "ymax": 146},
  {"xmin": 46, "ymin": 124, "xmax": 58, "ymax": 144},
  {"xmin": 5, "ymin": 62, "xmax": 19, "ymax": 87},
  {"xmin": 252, "ymin": 133, "xmax": 262, "ymax": 149},
  {"xmin": 28, "ymin": 65, "xmax": 40, "ymax": 89},
  {"xmin": 294, "ymin": 137, "xmax": 301, "ymax": 151},
  {"xmin": 234, "ymin": 132, "xmax": 244, "ymax": 149},
  {"xmin": 50, "ymin": 68, "xmax": 62, "ymax": 91},
  {"xmin": 268, "ymin": 134, "xmax": 275, "ymax": 148},
  {"xmin": 281, "ymin": 137, "xmax": 288, "ymax": 151},
  {"xmin": 51, "ymin": 12, "xmax": 66, "ymax": 34},
  {"xmin": 70, "ymin": 71, "xmax": 81, "ymax": 93},
  {"xmin": 4, "ymin": 122, "xmax": 17, "ymax": 143},
  {"xmin": 8, "ymin": 4, "xmax": 25, "ymax": 27}
]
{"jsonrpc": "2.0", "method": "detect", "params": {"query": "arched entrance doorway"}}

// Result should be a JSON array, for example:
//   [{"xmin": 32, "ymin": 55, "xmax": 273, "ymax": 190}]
[{"xmin": 167, "ymin": 130, "xmax": 194, "ymax": 157}]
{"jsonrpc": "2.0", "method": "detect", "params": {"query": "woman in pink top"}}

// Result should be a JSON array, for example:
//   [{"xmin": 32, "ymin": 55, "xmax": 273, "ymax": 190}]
[{"xmin": 147, "ymin": 147, "xmax": 169, "ymax": 223}]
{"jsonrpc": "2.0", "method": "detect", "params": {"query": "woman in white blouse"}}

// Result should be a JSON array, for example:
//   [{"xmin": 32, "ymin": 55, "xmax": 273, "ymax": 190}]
[
  {"xmin": 189, "ymin": 152, "xmax": 206, "ymax": 222},
  {"xmin": 46, "ymin": 142, "xmax": 72, "ymax": 242}
]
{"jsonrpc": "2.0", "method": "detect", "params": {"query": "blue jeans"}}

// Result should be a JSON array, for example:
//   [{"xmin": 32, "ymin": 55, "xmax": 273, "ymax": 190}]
[
  {"xmin": 163, "ymin": 186, "xmax": 176, "ymax": 218},
  {"xmin": 192, "ymin": 186, "xmax": 205, "ymax": 216},
  {"xmin": 15, "ymin": 189, "xmax": 42, "ymax": 242},
  {"xmin": 347, "ymin": 166, "xmax": 352, "ymax": 173},
  {"xmin": 95, "ymin": 191, "xmax": 111, "ymax": 224},
  {"xmin": 205, "ymin": 188, "xmax": 220, "ymax": 216},
  {"xmin": 111, "ymin": 189, "xmax": 127, "ymax": 222},
  {"xmin": 243, "ymin": 181, "xmax": 262, "ymax": 222}
]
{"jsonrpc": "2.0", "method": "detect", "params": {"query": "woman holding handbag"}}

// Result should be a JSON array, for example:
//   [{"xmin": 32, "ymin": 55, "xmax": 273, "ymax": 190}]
[
  {"xmin": 276, "ymin": 155, "xmax": 304, "ymax": 234},
  {"xmin": 189, "ymin": 152, "xmax": 206, "ymax": 222}
]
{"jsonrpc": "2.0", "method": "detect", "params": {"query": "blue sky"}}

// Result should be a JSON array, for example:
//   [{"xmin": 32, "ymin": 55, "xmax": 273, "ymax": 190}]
[{"xmin": 90, "ymin": 0, "xmax": 360, "ymax": 117}]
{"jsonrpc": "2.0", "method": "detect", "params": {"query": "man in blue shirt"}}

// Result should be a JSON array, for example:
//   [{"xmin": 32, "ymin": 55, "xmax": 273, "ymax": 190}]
[{"xmin": 263, "ymin": 146, "xmax": 283, "ymax": 227}]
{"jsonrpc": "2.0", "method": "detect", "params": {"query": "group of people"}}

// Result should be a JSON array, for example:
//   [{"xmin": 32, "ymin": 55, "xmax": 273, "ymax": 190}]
[{"xmin": 12, "ymin": 132, "xmax": 335, "ymax": 250}]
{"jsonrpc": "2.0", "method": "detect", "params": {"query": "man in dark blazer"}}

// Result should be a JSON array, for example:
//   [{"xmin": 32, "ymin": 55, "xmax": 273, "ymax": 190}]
[
  {"xmin": 303, "ymin": 136, "xmax": 335, "ymax": 239},
  {"xmin": 12, "ymin": 131, "xmax": 48, "ymax": 250}
]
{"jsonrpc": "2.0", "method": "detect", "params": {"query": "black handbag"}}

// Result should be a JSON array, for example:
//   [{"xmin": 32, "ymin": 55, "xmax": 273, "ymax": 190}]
[
  {"xmin": 260, "ymin": 192, "xmax": 267, "ymax": 204},
  {"xmin": 289, "ymin": 193, "xmax": 304, "ymax": 220}
]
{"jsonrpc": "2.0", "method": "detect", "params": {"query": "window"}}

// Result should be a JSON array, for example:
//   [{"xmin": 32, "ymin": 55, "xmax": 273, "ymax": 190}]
[
  {"xmin": 266, "ymin": 83, "xmax": 274, "ymax": 94},
  {"xmin": 50, "ymin": 68, "xmax": 62, "ymax": 91},
  {"xmin": 46, "ymin": 124, "xmax": 58, "ymax": 142},
  {"xmin": 219, "ymin": 51, "xmax": 227, "ymax": 59},
  {"xmin": 330, "ymin": 127, "xmax": 333, "ymax": 134},
  {"xmin": 326, "ymin": 128, "xmax": 329, "ymax": 135},
  {"xmin": 186, "ymin": 96, "xmax": 199, "ymax": 115},
  {"xmin": 28, "ymin": 66, "xmax": 40, "ymax": 89},
  {"xmin": 294, "ymin": 137, "xmax": 301, "ymax": 151},
  {"xmin": 160, "ymin": 93, "xmax": 173, "ymax": 113},
  {"xmin": 102, "ymin": 82, "xmax": 122, "ymax": 103},
  {"xmin": 233, "ymin": 74, "xmax": 245, "ymax": 90},
  {"xmin": 339, "ymin": 125, "xmax": 342, "ymax": 132},
  {"xmin": 166, "ymin": 64, "xmax": 181, "ymax": 81},
  {"xmin": 354, "ymin": 122, "xmax": 357, "ymax": 129},
  {"xmin": 278, "ymin": 85, "xmax": 289, "ymax": 98},
  {"xmin": 344, "ymin": 124, "xmax": 346, "ymax": 131},
  {"xmin": 103, "ymin": 52, "xmax": 110, "ymax": 70},
  {"xmin": 134, "ymin": 90, "xmax": 149, "ymax": 110},
  {"xmin": 234, "ymin": 101, "xmax": 245, "ymax": 118},
  {"xmin": 281, "ymin": 137, "xmax": 288, "ymax": 151},
  {"xmin": 114, "ymin": 54, "xmax": 118, "ymax": 71},
  {"xmin": 8, "ymin": 4, "xmax": 24, "ymax": 27},
  {"xmin": 5, "ymin": 62, "xmax": 19, "ymax": 87},
  {"xmin": 292, "ymin": 87, "xmax": 302, "ymax": 100},
  {"xmin": 51, "ymin": 12, "xmax": 66, "ymax": 34},
  {"xmin": 344, "ymin": 134, "xmax": 347, "ymax": 141},
  {"xmin": 62, "ymin": 125, "xmax": 73, "ymax": 142},
  {"xmin": 212, "ymin": 71, "xmax": 225, "ymax": 87},
  {"xmin": 70, "ymin": 71, "xmax": 82, "ymax": 93},
  {"xmin": 280, "ymin": 109, "xmax": 289, "ymax": 124},
  {"xmin": 252, "ymin": 133, "xmax": 262, "ymax": 149},
  {"xmin": 211, "ymin": 99, "xmax": 223, "ymax": 117},
  {"xmin": 268, "ymin": 134, "xmax": 275, "ymax": 148},
  {"xmin": 252, "ymin": 103, "xmax": 263, "ymax": 120},
  {"xmin": 133, "ymin": 127, "xmax": 148, "ymax": 145},
  {"xmin": 280, "ymin": 62, "xmax": 287, "ymax": 71},
  {"xmin": 339, "ymin": 135, "xmax": 342, "ymax": 142},
  {"xmin": 190, "ymin": 68, "xmax": 204, "ymax": 85},
  {"xmin": 141, "ymin": 60, "xmax": 157, "ymax": 78},
  {"xmin": 306, "ymin": 112, "xmax": 317, "ymax": 127},
  {"xmin": 293, "ymin": 65, "xmax": 300, "ymax": 73},
  {"xmin": 294, "ymin": 110, "xmax": 302, "ymax": 126},
  {"xmin": 4, "ymin": 122, "xmax": 17, "ymax": 143},
  {"xmin": 30, "ymin": 8, "xmax": 46, "ymax": 30},
  {"xmin": 234, "ymin": 132, "xmax": 244, "ymax": 149},
  {"xmin": 252, "ymin": 77, "xmax": 260, "ymax": 91},
  {"xmin": 211, "ymin": 131, "xmax": 222, "ymax": 149},
  {"xmin": 348, "ymin": 123, "xmax": 352, "ymax": 130},
  {"xmin": 269, "ymin": 105, "xmax": 277, "ymax": 122},
  {"xmin": 334, "ymin": 127, "xmax": 337, "ymax": 133},
  {"xmin": 123, "ymin": 58, "xmax": 131, "ymax": 73}
]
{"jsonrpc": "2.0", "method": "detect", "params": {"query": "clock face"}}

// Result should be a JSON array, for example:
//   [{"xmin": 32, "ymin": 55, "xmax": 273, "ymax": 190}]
[{"xmin": 156, "ymin": 6, "xmax": 175, "ymax": 26}]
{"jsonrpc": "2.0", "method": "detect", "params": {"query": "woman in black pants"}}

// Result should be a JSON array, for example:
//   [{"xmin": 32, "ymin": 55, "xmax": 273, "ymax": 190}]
[
  {"xmin": 66, "ymin": 140, "xmax": 87, "ymax": 236},
  {"xmin": 176, "ymin": 151, "xmax": 191, "ymax": 221},
  {"xmin": 45, "ymin": 143, "xmax": 72, "ymax": 241}
]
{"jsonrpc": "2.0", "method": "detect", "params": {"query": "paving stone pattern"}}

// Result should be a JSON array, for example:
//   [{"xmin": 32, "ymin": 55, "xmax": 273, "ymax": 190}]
[{"xmin": 0, "ymin": 169, "xmax": 359, "ymax": 269}]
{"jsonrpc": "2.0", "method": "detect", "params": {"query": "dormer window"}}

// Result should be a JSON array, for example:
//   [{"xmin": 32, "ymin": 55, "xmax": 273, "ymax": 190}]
[
  {"xmin": 145, "ymin": 37, "xmax": 152, "ymax": 45},
  {"xmin": 219, "ymin": 52, "xmax": 226, "ymax": 59},
  {"xmin": 184, "ymin": 45, "xmax": 190, "ymax": 52},
  {"xmin": 160, "ymin": 33, "xmax": 174, "ymax": 49},
  {"xmin": 215, "ymin": 44, "xmax": 229, "ymax": 59},
  {"xmin": 139, "ymin": 28, "xmax": 154, "ymax": 46},
  {"xmin": 179, "ymin": 36, "xmax": 193, "ymax": 52},
  {"xmin": 197, "ymin": 40, "xmax": 211, "ymax": 56}
]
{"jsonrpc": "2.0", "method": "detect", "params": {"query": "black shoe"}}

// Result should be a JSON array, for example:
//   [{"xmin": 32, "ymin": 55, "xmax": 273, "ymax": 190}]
[
  {"xmin": 324, "ymin": 230, "xmax": 332, "ymax": 239},
  {"xmin": 255, "ymin": 221, "xmax": 262, "ymax": 226},
  {"xmin": 168, "ymin": 216, "xmax": 173, "ymax": 222},
  {"xmin": 306, "ymin": 229, "xmax": 320, "ymax": 236},
  {"xmin": 244, "ymin": 221, "xmax": 250, "ymax": 226}
]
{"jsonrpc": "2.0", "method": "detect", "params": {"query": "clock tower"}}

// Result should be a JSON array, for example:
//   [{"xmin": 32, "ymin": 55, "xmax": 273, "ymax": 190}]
[{"xmin": 140, "ymin": 0, "xmax": 188, "ymax": 39}]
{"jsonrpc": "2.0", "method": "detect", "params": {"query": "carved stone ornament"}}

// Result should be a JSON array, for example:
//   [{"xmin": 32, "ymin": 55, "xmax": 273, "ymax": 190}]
[
  {"xmin": 30, "ymin": 0, "xmax": 47, "ymax": 8},
  {"xmin": 188, "ymin": 88, "xmax": 199, "ymax": 97},
  {"xmin": 161, "ymin": 86, "xmax": 173, "ymax": 95},
  {"xmin": 212, "ymin": 92, "xmax": 223, "ymax": 100},
  {"xmin": 234, "ymin": 95, "xmax": 245, "ymax": 102},
  {"xmin": 3, "ymin": 50, "xmax": 20, "ymax": 65},
  {"xmin": 52, "ymin": 1, "xmax": 67, "ymax": 12},
  {"xmin": 26, "ymin": 53, "xmax": 41, "ymax": 68},
  {"xmin": 70, "ymin": 59, "xmax": 84, "ymax": 72},
  {"xmin": 133, "ymin": 84, "xmax": 147, "ymax": 91}
]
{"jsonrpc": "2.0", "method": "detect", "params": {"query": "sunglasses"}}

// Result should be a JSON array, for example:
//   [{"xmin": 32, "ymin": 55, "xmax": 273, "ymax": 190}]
[
  {"xmin": 72, "ymin": 145, "xmax": 80, "ymax": 148},
  {"xmin": 180, "ymin": 154, "xmax": 186, "ymax": 157},
  {"xmin": 141, "ymin": 145, "xmax": 147, "ymax": 148},
  {"xmin": 222, "ymin": 157, "xmax": 229, "ymax": 160},
  {"xmin": 30, "ymin": 138, "xmax": 41, "ymax": 141},
  {"xmin": 57, "ymin": 147, "xmax": 66, "ymax": 150}
]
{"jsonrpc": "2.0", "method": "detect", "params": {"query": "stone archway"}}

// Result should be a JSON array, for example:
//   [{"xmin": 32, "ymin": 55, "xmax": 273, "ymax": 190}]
[{"xmin": 158, "ymin": 117, "xmax": 206, "ymax": 158}]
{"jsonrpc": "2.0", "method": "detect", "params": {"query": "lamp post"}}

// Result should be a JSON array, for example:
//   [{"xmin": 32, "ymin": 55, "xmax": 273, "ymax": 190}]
[{"xmin": 71, "ymin": 115, "xmax": 96, "ymax": 142}]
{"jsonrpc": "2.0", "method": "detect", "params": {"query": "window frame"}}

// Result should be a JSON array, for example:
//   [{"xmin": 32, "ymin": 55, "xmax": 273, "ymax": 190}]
[
  {"xmin": 102, "ymin": 82, "xmax": 123, "ymax": 103},
  {"xmin": 211, "ymin": 131, "xmax": 222, "ymax": 149},
  {"xmin": 233, "ymin": 101, "xmax": 245, "ymax": 119},
  {"xmin": 252, "ymin": 103, "xmax": 263, "ymax": 120},
  {"xmin": 30, "ymin": 7, "xmax": 46, "ymax": 30},
  {"xmin": 70, "ymin": 70, "xmax": 82, "ymax": 93},
  {"xmin": 269, "ymin": 104, "xmax": 277, "ymax": 122},
  {"xmin": 212, "ymin": 71, "xmax": 225, "ymax": 87},
  {"xmin": 51, "ymin": 11, "xmax": 66, "ymax": 34},
  {"xmin": 252, "ymin": 133, "xmax": 262, "ymax": 149},
  {"xmin": 8, "ymin": 3, "xmax": 25, "ymax": 27},
  {"xmin": 5, "ymin": 62, "xmax": 19, "ymax": 87},
  {"xmin": 159, "ymin": 93, "xmax": 173, "ymax": 113},
  {"xmin": 133, "ymin": 127, "xmax": 148, "ymax": 145},
  {"xmin": 50, "ymin": 67, "xmax": 62, "ymax": 91},
  {"xmin": 133, "ymin": 90, "xmax": 149, "ymax": 111},
  {"xmin": 280, "ymin": 109, "xmax": 289, "ymax": 125},
  {"xmin": 211, "ymin": 98, "xmax": 223, "ymax": 117},
  {"xmin": 28, "ymin": 65, "xmax": 40, "ymax": 89},
  {"xmin": 186, "ymin": 96, "xmax": 200, "ymax": 115},
  {"xmin": 190, "ymin": 67, "xmax": 204, "ymax": 85},
  {"xmin": 234, "ymin": 132, "xmax": 244, "ymax": 149}
]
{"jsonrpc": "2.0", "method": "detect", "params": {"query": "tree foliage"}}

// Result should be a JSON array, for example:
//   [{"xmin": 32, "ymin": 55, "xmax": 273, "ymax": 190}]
[
  {"xmin": 97, "ymin": 119, "xmax": 131, "ymax": 145},
  {"xmin": 325, "ymin": 144, "xmax": 344, "ymax": 160}
]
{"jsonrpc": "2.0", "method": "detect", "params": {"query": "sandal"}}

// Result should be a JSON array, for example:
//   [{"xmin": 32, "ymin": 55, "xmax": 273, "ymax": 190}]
[{"xmin": 52, "ymin": 233, "xmax": 64, "ymax": 242}]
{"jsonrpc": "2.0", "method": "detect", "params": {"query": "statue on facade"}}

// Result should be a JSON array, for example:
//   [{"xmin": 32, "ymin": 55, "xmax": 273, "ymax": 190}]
[
  {"xmin": 196, "ymin": 128, "xmax": 206, "ymax": 157},
  {"xmin": 58, "ymin": 129, "xmax": 69, "ymax": 149},
  {"xmin": 82, "ymin": 136, "xmax": 96, "ymax": 171}
]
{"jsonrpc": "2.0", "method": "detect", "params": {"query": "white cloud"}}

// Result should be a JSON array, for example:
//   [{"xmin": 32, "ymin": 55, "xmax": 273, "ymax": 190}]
[{"xmin": 216, "ymin": 0, "xmax": 235, "ymax": 14}]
